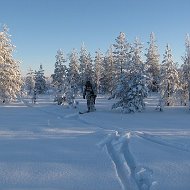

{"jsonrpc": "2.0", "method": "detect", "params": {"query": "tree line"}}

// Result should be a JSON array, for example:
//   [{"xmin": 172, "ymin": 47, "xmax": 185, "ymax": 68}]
[{"xmin": 1, "ymin": 25, "xmax": 190, "ymax": 112}]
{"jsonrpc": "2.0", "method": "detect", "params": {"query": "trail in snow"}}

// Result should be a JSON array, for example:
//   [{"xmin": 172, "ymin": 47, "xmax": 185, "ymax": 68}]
[
  {"xmin": 21, "ymin": 97, "xmax": 93, "ymax": 126},
  {"xmin": 98, "ymin": 132, "xmax": 154, "ymax": 190},
  {"xmin": 136, "ymin": 131, "xmax": 190, "ymax": 153},
  {"xmin": 0, "ymin": 129, "xmax": 94, "ymax": 139}
]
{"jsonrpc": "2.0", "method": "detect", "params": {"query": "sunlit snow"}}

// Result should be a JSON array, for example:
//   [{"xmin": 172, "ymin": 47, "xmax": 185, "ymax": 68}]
[{"xmin": 0, "ymin": 94, "xmax": 190, "ymax": 189}]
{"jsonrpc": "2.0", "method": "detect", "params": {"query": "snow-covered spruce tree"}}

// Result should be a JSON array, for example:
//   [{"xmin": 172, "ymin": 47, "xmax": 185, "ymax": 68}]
[
  {"xmin": 94, "ymin": 49, "xmax": 104, "ymax": 93},
  {"xmin": 113, "ymin": 32, "xmax": 131, "ymax": 79},
  {"xmin": 51, "ymin": 49, "xmax": 68, "ymax": 94},
  {"xmin": 159, "ymin": 44, "xmax": 179, "ymax": 106},
  {"xmin": 178, "ymin": 67, "xmax": 188, "ymax": 106},
  {"xmin": 101, "ymin": 46, "xmax": 116, "ymax": 95},
  {"xmin": 25, "ymin": 68, "xmax": 35, "ymax": 95},
  {"xmin": 79, "ymin": 44, "xmax": 94, "ymax": 92},
  {"xmin": 181, "ymin": 34, "xmax": 190, "ymax": 108},
  {"xmin": 34, "ymin": 64, "xmax": 47, "ymax": 94},
  {"xmin": 45, "ymin": 76, "xmax": 53, "ymax": 94},
  {"xmin": 64, "ymin": 48, "xmax": 80, "ymax": 106},
  {"xmin": 123, "ymin": 38, "xmax": 148, "ymax": 112},
  {"xmin": 67, "ymin": 49, "xmax": 80, "ymax": 96},
  {"xmin": 64, "ymin": 84, "xmax": 77, "ymax": 107},
  {"xmin": 111, "ymin": 38, "xmax": 148, "ymax": 113},
  {"xmin": 145, "ymin": 32, "xmax": 160, "ymax": 92},
  {"xmin": 0, "ymin": 25, "xmax": 22, "ymax": 102}
]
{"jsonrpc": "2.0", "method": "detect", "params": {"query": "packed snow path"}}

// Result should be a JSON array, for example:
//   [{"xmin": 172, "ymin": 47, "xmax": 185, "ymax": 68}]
[{"xmin": 0, "ymin": 95, "xmax": 190, "ymax": 189}]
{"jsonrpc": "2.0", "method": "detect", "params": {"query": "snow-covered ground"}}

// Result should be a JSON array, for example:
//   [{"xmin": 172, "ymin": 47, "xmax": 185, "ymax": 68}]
[{"xmin": 0, "ymin": 94, "xmax": 190, "ymax": 190}]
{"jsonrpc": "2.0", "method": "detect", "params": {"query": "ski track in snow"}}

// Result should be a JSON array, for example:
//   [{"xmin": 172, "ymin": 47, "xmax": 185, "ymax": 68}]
[
  {"xmin": 98, "ymin": 129, "xmax": 190, "ymax": 190},
  {"xmin": 21, "ymin": 97, "xmax": 100, "ymax": 127},
  {"xmin": 135, "ymin": 131, "xmax": 190, "ymax": 153},
  {"xmin": 4, "ymin": 98, "xmax": 97, "ymax": 140},
  {"xmin": 98, "ymin": 132, "xmax": 154, "ymax": 190}
]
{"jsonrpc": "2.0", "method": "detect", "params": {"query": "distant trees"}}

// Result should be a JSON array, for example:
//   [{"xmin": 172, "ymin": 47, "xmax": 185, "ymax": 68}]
[
  {"xmin": 44, "ymin": 32, "xmax": 190, "ymax": 112},
  {"xmin": 34, "ymin": 64, "xmax": 47, "ymax": 94},
  {"xmin": 25, "ymin": 68, "xmax": 35, "ymax": 94},
  {"xmin": 0, "ymin": 25, "xmax": 22, "ymax": 102},
  {"xmin": 24, "ymin": 66, "xmax": 48, "ymax": 96},
  {"xmin": 13, "ymin": 28, "xmax": 190, "ymax": 112}
]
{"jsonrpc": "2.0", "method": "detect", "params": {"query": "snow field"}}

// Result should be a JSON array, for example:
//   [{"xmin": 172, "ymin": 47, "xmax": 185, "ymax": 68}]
[{"xmin": 0, "ymin": 95, "xmax": 190, "ymax": 189}]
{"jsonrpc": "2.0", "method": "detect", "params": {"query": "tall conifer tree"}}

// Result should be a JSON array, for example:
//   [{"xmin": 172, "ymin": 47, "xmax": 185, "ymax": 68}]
[
  {"xmin": 102, "ymin": 46, "xmax": 116, "ymax": 94},
  {"xmin": 160, "ymin": 44, "xmax": 179, "ymax": 106},
  {"xmin": 94, "ymin": 49, "xmax": 104, "ymax": 93},
  {"xmin": 68, "ymin": 49, "xmax": 80, "ymax": 96},
  {"xmin": 79, "ymin": 44, "xmax": 93, "ymax": 92},
  {"xmin": 34, "ymin": 64, "xmax": 47, "ymax": 94},
  {"xmin": 181, "ymin": 34, "xmax": 190, "ymax": 108},
  {"xmin": 110, "ymin": 38, "xmax": 148, "ymax": 113},
  {"xmin": 0, "ymin": 25, "xmax": 22, "ymax": 102},
  {"xmin": 25, "ymin": 68, "xmax": 35, "ymax": 95},
  {"xmin": 113, "ymin": 32, "xmax": 131, "ymax": 78},
  {"xmin": 51, "ymin": 49, "xmax": 68, "ymax": 94},
  {"xmin": 145, "ymin": 32, "xmax": 160, "ymax": 92}
]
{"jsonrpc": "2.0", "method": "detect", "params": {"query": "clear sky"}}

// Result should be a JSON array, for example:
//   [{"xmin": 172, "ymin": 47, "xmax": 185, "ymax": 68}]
[{"xmin": 0, "ymin": 0, "xmax": 190, "ymax": 76}]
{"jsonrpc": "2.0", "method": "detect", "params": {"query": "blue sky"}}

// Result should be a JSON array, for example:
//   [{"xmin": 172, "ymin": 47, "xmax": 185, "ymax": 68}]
[{"xmin": 0, "ymin": 0, "xmax": 190, "ymax": 76}]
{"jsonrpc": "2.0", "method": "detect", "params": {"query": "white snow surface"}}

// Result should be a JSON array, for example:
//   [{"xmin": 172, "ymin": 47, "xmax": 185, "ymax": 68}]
[{"xmin": 0, "ymin": 94, "xmax": 190, "ymax": 189}]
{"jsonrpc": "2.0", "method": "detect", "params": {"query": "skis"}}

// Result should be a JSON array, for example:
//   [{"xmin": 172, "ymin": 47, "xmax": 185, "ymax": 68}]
[
  {"xmin": 79, "ymin": 108, "xmax": 96, "ymax": 114},
  {"xmin": 79, "ymin": 110, "xmax": 90, "ymax": 114}
]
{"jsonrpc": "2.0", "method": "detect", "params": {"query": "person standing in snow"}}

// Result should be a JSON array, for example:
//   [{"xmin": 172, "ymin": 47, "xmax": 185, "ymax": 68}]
[
  {"xmin": 32, "ymin": 90, "xmax": 37, "ymax": 104},
  {"xmin": 83, "ymin": 81, "xmax": 96, "ymax": 112}
]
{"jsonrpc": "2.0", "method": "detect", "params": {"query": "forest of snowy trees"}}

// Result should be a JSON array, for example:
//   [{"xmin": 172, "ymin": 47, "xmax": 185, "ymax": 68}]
[{"xmin": 1, "ymin": 25, "xmax": 190, "ymax": 112}]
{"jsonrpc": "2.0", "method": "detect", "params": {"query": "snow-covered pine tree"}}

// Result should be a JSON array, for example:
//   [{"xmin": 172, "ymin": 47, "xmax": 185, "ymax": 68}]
[
  {"xmin": 178, "ymin": 67, "xmax": 188, "ymax": 106},
  {"xmin": 63, "ymin": 48, "xmax": 80, "ymax": 107},
  {"xmin": 123, "ymin": 38, "xmax": 148, "ymax": 112},
  {"xmin": 181, "ymin": 34, "xmax": 190, "ymax": 108},
  {"xmin": 64, "ymin": 84, "xmax": 77, "ymax": 107},
  {"xmin": 94, "ymin": 49, "xmax": 104, "ymax": 93},
  {"xmin": 101, "ymin": 46, "xmax": 116, "ymax": 95},
  {"xmin": 86, "ymin": 53, "xmax": 93, "ymax": 78},
  {"xmin": 34, "ymin": 64, "xmax": 47, "ymax": 94},
  {"xmin": 129, "ymin": 38, "xmax": 145, "ymax": 74},
  {"xmin": 25, "ymin": 68, "xmax": 35, "ymax": 95},
  {"xmin": 0, "ymin": 25, "xmax": 22, "ymax": 102},
  {"xmin": 67, "ymin": 49, "xmax": 80, "ymax": 97},
  {"xmin": 45, "ymin": 76, "xmax": 53, "ymax": 95},
  {"xmin": 159, "ymin": 44, "xmax": 179, "ymax": 106},
  {"xmin": 113, "ymin": 32, "xmax": 131, "ymax": 78},
  {"xmin": 79, "ymin": 44, "xmax": 94, "ymax": 92},
  {"xmin": 51, "ymin": 49, "xmax": 68, "ymax": 94},
  {"xmin": 145, "ymin": 32, "xmax": 160, "ymax": 92},
  {"xmin": 111, "ymin": 38, "xmax": 148, "ymax": 113}
]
